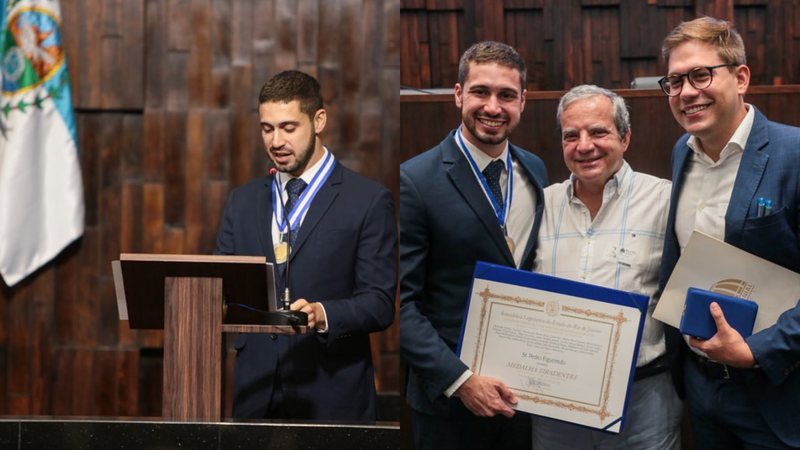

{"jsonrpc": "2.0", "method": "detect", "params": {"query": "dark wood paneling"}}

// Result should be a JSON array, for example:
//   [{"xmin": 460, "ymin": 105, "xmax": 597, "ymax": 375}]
[
  {"xmin": 401, "ymin": 86, "xmax": 800, "ymax": 184},
  {"xmin": 0, "ymin": 0, "xmax": 399, "ymax": 418},
  {"xmin": 402, "ymin": 1, "xmax": 800, "ymax": 89}
]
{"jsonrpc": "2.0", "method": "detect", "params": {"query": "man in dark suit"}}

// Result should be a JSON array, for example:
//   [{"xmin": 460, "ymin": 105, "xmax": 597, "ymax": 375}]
[
  {"xmin": 215, "ymin": 70, "xmax": 397, "ymax": 421},
  {"xmin": 658, "ymin": 17, "xmax": 800, "ymax": 449},
  {"xmin": 400, "ymin": 41, "xmax": 548, "ymax": 449}
]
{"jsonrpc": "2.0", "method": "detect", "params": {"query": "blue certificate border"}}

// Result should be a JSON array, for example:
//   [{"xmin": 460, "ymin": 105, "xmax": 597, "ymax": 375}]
[{"xmin": 456, "ymin": 261, "xmax": 649, "ymax": 433}]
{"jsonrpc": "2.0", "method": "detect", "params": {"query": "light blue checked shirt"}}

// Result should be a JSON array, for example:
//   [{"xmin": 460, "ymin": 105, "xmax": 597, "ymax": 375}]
[{"xmin": 535, "ymin": 161, "xmax": 671, "ymax": 367}]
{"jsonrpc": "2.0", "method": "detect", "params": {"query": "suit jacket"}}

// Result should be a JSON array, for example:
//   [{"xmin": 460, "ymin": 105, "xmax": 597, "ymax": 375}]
[
  {"xmin": 215, "ymin": 162, "xmax": 397, "ymax": 421},
  {"xmin": 399, "ymin": 130, "xmax": 549, "ymax": 416},
  {"xmin": 658, "ymin": 107, "xmax": 800, "ymax": 446}
]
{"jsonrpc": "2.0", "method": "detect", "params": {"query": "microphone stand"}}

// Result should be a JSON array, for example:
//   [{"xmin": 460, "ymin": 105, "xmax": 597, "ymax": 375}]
[{"xmin": 263, "ymin": 168, "xmax": 307, "ymax": 327}]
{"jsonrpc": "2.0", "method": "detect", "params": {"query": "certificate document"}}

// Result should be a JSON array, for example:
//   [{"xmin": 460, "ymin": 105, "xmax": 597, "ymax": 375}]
[{"xmin": 457, "ymin": 262, "xmax": 648, "ymax": 433}]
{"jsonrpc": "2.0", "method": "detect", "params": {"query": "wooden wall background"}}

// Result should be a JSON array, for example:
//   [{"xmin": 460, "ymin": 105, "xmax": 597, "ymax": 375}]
[
  {"xmin": 0, "ymin": 0, "xmax": 400, "ymax": 417},
  {"xmin": 401, "ymin": 86, "xmax": 800, "ymax": 185},
  {"xmin": 401, "ymin": 0, "xmax": 800, "ymax": 90}
]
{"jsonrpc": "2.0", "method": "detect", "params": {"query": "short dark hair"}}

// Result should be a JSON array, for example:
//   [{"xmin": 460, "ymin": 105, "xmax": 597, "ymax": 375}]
[
  {"xmin": 458, "ymin": 41, "xmax": 527, "ymax": 90},
  {"xmin": 258, "ymin": 70, "xmax": 324, "ymax": 120}
]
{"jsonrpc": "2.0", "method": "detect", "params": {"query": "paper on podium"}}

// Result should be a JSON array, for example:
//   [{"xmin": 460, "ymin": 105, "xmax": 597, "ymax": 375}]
[
  {"xmin": 653, "ymin": 231, "xmax": 800, "ymax": 333},
  {"xmin": 457, "ymin": 261, "xmax": 648, "ymax": 433}
]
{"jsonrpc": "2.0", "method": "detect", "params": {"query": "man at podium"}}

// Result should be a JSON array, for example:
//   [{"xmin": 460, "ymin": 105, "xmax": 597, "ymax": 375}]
[{"xmin": 215, "ymin": 70, "xmax": 397, "ymax": 421}]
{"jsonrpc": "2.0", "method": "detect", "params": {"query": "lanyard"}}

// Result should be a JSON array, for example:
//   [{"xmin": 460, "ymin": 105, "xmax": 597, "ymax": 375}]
[
  {"xmin": 272, "ymin": 148, "xmax": 336, "ymax": 235},
  {"xmin": 455, "ymin": 129, "xmax": 513, "ymax": 229}
]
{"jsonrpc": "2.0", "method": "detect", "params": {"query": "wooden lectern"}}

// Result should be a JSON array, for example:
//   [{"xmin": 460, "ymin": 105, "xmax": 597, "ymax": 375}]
[{"xmin": 112, "ymin": 253, "xmax": 306, "ymax": 421}]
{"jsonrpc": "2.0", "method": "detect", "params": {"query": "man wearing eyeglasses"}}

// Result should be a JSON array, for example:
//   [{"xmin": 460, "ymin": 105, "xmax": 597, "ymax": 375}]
[{"xmin": 658, "ymin": 17, "xmax": 800, "ymax": 449}]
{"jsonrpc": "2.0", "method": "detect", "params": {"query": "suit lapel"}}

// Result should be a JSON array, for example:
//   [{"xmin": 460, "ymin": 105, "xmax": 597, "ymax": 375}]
[
  {"xmin": 443, "ymin": 133, "xmax": 514, "ymax": 266},
  {"xmin": 669, "ymin": 139, "xmax": 693, "ymax": 227},
  {"xmin": 725, "ymin": 109, "xmax": 770, "ymax": 246},
  {"xmin": 258, "ymin": 177, "xmax": 275, "ymax": 260},
  {"xmin": 512, "ymin": 146, "xmax": 546, "ymax": 271},
  {"xmin": 289, "ymin": 163, "xmax": 342, "ymax": 261}
]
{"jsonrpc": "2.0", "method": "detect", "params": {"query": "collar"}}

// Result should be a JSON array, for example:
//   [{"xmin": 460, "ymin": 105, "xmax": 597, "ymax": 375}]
[
  {"xmin": 458, "ymin": 126, "xmax": 510, "ymax": 171},
  {"xmin": 277, "ymin": 147, "xmax": 330, "ymax": 187},
  {"xmin": 687, "ymin": 104, "xmax": 754, "ymax": 164},
  {"xmin": 567, "ymin": 160, "xmax": 630, "ymax": 200}
]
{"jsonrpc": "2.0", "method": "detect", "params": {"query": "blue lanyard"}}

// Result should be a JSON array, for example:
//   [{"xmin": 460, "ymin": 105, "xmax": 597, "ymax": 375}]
[
  {"xmin": 455, "ymin": 129, "xmax": 513, "ymax": 229},
  {"xmin": 272, "ymin": 149, "xmax": 336, "ymax": 235}
]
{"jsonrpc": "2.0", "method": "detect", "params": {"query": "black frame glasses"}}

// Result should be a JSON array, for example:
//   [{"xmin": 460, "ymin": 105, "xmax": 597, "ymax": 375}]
[{"xmin": 658, "ymin": 63, "xmax": 738, "ymax": 96}]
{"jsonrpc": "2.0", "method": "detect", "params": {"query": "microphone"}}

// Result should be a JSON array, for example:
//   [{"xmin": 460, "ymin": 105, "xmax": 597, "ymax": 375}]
[
  {"xmin": 269, "ymin": 167, "xmax": 292, "ymax": 311},
  {"xmin": 267, "ymin": 167, "xmax": 306, "ymax": 327}
]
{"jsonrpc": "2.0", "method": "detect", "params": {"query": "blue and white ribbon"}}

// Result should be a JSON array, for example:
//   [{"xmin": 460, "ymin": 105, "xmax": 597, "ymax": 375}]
[
  {"xmin": 455, "ymin": 129, "xmax": 513, "ymax": 230},
  {"xmin": 271, "ymin": 148, "xmax": 336, "ymax": 237}
]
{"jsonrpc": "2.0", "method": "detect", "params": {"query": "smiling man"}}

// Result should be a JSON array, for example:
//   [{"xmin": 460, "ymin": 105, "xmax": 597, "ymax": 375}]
[
  {"xmin": 658, "ymin": 17, "xmax": 800, "ymax": 449},
  {"xmin": 531, "ymin": 85, "xmax": 679, "ymax": 450},
  {"xmin": 400, "ymin": 41, "xmax": 548, "ymax": 450},
  {"xmin": 215, "ymin": 70, "xmax": 397, "ymax": 420}
]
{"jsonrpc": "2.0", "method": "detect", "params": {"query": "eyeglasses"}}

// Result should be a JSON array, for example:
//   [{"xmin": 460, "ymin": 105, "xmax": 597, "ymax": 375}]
[{"xmin": 658, "ymin": 63, "xmax": 738, "ymax": 96}]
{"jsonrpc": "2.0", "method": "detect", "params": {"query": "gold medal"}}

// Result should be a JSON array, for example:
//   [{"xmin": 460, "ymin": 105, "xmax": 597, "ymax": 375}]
[
  {"xmin": 274, "ymin": 242, "xmax": 288, "ymax": 264},
  {"xmin": 505, "ymin": 235, "xmax": 516, "ymax": 255}
]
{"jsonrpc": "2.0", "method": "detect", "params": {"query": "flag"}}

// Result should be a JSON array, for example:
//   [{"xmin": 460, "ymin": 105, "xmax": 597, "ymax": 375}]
[{"xmin": 0, "ymin": 0, "xmax": 83, "ymax": 286}]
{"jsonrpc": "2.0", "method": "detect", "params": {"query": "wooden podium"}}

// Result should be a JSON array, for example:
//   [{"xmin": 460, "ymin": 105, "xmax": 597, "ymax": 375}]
[{"xmin": 112, "ymin": 253, "xmax": 306, "ymax": 421}]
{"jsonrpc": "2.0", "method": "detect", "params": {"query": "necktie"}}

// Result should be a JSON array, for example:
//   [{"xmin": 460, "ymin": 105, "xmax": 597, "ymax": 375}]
[
  {"xmin": 482, "ymin": 159, "xmax": 505, "ymax": 210},
  {"xmin": 285, "ymin": 178, "xmax": 308, "ymax": 246}
]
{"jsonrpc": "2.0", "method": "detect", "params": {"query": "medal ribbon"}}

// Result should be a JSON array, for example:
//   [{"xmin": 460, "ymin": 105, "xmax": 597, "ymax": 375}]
[
  {"xmin": 272, "ymin": 148, "xmax": 336, "ymax": 236},
  {"xmin": 455, "ymin": 129, "xmax": 513, "ymax": 230}
]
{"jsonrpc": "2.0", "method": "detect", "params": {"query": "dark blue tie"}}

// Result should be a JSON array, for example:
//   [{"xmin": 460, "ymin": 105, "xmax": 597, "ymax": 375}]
[
  {"xmin": 285, "ymin": 178, "xmax": 307, "ymax": 246},
  {"xmin": 482, "ymin": 159, "xmax": 504, "ymax": 209}
]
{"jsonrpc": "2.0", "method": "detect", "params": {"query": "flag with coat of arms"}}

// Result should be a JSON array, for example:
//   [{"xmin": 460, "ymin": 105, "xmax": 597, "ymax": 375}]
[{"xmin": 0, "ymin": 0, "xmax": 83, "ymax": 287}]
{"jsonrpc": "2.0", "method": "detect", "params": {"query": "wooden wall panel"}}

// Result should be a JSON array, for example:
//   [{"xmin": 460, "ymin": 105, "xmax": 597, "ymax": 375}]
[
  {"xmin": 401, "ymin": 86, "xmax": 800, "ymax": 184},
  {"xmin": 402, "ymin": 0, "xmax": 800, "ymax": 89},
  {"xmin": 0, "ymin": 0, "xmax": 400, "ymax": 418}
]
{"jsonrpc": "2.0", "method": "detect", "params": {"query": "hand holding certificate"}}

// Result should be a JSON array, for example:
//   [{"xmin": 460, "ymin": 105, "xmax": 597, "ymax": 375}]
[{"xmin": 457, "ymin": 262, "xmax": 647, "ymax": 433}]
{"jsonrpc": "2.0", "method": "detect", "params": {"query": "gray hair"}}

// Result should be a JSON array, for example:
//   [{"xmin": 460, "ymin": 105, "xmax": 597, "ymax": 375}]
[{"xmin": 556, "ymin": 84, "xmax": 630, "ymax": 139}]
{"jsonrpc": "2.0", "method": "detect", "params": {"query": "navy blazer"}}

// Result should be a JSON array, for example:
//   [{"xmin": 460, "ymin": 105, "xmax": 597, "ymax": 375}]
[
  {"xmin": 659, "ymin": 107, "xmax": 800, "ymax": 446},
  {"xmin": 400, "ymin": 130, "xmax": 549, "ymax": 416},
  {"xmin": 216, "ymin": 162, "xmax": 397, "ymax": 420}
]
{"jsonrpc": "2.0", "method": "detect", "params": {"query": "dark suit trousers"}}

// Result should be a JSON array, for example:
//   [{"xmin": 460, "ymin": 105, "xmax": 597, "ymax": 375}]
[
  {"xmin": 683, "ymin": 354, "xmax": 799, "ymax": 450},
  {"xmin": 411, "ymin": 401, "xmax": 531, "ymax": 450}
]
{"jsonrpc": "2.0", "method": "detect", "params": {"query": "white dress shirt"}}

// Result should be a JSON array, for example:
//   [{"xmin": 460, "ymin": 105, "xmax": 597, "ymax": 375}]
[
  {"xmin": 535, "ymin": 161, "xmax": 672, "ymax": 367},
  {"xmin": 674, "ymin": 105, "xmax": 755, "ymax": 355},
  {"xmin": 675, "ymin": 105, "xmax": 755, "ymax": 249}
]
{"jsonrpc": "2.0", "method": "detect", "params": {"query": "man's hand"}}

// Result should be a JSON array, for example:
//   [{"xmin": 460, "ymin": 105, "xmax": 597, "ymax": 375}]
[
  {"xmin": 455, "ymin": 374, "xmax": 517, "ymax": 418},
  {"xmin": 290, "ymin": 299, "xmax": 327, "ymax": 330},
  {"xmin": 689, "ymin": 302, "xmax": 756, "ymax": 368}
]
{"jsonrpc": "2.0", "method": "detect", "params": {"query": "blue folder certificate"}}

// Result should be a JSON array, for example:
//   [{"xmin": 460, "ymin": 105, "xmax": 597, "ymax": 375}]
[{"xmin": 457, "ymin": 262, "xmax": 648, "ymax": 433}]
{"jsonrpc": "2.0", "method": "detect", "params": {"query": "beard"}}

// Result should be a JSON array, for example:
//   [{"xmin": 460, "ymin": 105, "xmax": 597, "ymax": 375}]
[
  {"xmin": 273, "ymin": 131, "xmax": 317, "ymax": 176},
  {"xmin": 462, "ymin": 113, "xmax": 511, "ymax": 146}
]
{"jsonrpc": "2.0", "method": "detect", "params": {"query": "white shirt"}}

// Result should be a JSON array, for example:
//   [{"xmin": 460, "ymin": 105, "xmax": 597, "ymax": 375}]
[
  {"xmin": 535, "ymin": 161, "xmax": 672, "ymax": 367},
  {"xmin": 675, "ymin": 105, "xmax": 755, "ymax": 249},
  {"xmin": 674, "ymin": 105, "xmax": 755, "ymax": 355}
]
